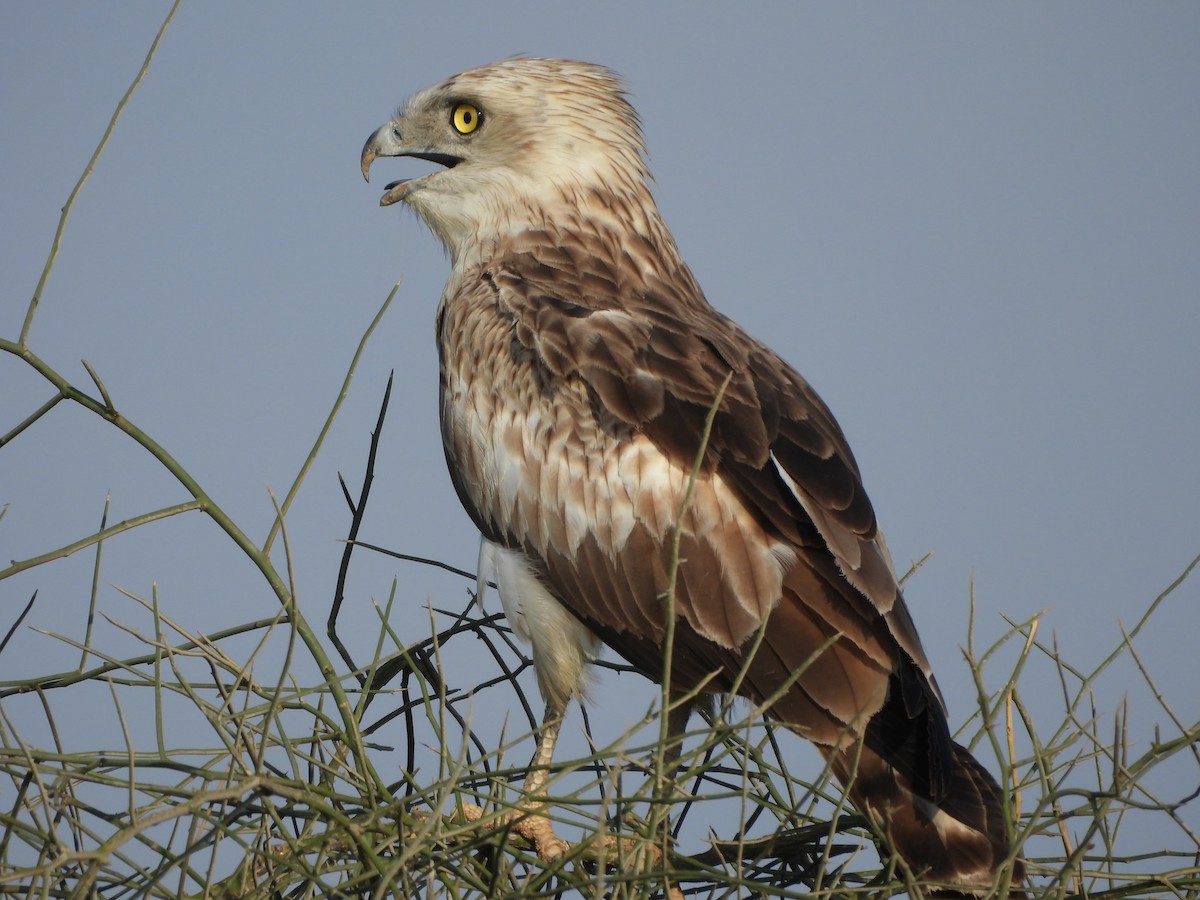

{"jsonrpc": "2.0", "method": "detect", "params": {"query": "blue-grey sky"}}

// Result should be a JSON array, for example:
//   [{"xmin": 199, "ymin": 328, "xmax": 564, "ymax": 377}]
[{"xmin": 3, "ymin": 1, "xmax": 1197, "ymax": 876}]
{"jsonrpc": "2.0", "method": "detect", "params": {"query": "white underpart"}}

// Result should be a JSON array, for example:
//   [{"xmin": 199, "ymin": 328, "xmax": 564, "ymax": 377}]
[{"xmin": 478, "ymin": 538, "xmax": 600, "ymax": 714}]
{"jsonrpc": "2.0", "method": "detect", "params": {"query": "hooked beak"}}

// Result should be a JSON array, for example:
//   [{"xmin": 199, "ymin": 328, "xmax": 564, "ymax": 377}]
[
  {"xmin": 361, "ymin": 122, "xmax": 463, "ymax": 207},
  {"xmin": 360, "ymin": 123, "xmax": 400, "ymax": 182}
]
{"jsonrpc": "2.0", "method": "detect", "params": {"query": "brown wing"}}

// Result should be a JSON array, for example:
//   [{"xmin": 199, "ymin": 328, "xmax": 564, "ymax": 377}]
[{"xmin": 438, "ymin": 233, "xmax": 951, "ymax": 780}]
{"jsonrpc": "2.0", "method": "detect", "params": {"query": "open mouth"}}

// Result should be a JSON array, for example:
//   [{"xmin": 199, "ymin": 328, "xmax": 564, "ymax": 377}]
[{"xmin": 379, "ymin": 152, "xmax": 462, "ymax": 207}]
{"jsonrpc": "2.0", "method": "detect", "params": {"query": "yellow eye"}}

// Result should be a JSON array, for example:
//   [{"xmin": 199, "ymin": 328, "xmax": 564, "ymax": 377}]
[{"xmin": 451, "ymin": 103, "xmax": 481, "ymax": 135}]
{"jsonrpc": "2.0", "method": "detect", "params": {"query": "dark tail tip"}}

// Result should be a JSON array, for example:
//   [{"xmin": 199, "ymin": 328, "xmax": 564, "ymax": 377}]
[{"xmin": 827, "ymin": 740, "xmax": 1023, "ymax": 896}]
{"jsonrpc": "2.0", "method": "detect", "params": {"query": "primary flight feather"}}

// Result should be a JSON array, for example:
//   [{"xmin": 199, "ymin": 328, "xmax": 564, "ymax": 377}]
[{"xmin": 362, "ymin": 57, "xmax": 1020, "ymax": 894}]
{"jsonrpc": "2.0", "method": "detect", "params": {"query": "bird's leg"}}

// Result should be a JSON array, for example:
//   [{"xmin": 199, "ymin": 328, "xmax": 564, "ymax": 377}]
[
  {"xmin": 523, "ymin": 701, "xmax": 563, "ymax": 796},
  {"xmin": 507, "ymin": 700, "xmax": 570, "ymax": 861}
]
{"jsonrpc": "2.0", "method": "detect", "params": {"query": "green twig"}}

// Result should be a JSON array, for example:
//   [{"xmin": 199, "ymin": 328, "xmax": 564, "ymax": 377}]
[
  {"xmin": 21, "ymin": 0, "xmax": 182, "ymax": 347},
  {"xmin": 263, "ymin": 281, "xmax": 400, "ymax": 557},
  {"xmin": 0, "ymin": 392, "xmax": 65, "ymax": 448},
  {"xmin": 0, "ymin": 500, "xmax": 204, "ymax": 582}
]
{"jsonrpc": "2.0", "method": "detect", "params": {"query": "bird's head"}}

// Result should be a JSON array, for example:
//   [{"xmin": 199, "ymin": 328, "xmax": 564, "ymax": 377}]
[{"xmin": 361, "ymin": 58, "xmax": 652, "ymax": 256}]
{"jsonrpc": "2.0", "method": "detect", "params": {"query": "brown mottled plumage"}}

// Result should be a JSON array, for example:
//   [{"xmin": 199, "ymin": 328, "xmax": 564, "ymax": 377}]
[{"xmin": 362, "ymin": 57, "xmax": 1021, "ymax": 893}]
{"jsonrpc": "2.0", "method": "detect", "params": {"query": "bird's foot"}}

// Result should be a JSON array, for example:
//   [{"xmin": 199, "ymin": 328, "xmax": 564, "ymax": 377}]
[
  {"xmin": 505, "ymin": 762, "xmax": 570, "ymax": 860},
  {"xmin": 506, "ymin": 804, "xmax": 570, "ymax": 861},
  {"xmin": 449, "ymin": 800, "xmax": 569, "ymax": 862}
]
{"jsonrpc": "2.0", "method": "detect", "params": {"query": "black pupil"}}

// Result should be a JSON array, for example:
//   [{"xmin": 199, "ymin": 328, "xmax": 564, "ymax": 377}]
[{"xmin": 462, "ymin": 109, "xmax": 473, "ymax": 125}]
